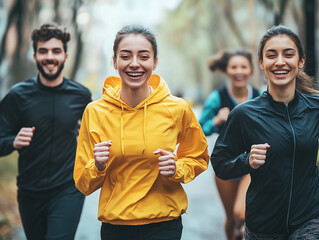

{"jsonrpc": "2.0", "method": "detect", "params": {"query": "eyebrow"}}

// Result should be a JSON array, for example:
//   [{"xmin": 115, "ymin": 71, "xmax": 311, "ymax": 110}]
[
  {"xmin": 265, "ymin": 48, "xmax": 296, "ymax": 53},
  {"xmin": 119, "ymin": 49, "xmax": 151, "ymax": 54},
  {"xmin": 38, "ymin": 47, "xmax": 62, "ymax": 51}
]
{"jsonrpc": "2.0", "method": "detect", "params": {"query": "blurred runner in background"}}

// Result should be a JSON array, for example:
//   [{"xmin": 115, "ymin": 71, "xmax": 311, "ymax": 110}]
[{"xmin": 199, "ymin": 50, "xmax": 260, "ymax": 240}]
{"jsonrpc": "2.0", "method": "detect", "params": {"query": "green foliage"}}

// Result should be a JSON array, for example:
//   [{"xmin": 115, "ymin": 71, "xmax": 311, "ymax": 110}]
[
  {"xmin": 156, "ymin": 0, "xmax": 305, "ymax": 102},
  {"xmin": 0, "ymin": 152, "xmax": 18, "ymax": 183},
  {"xmin": 0, "ymin": 153, "xmax": 19, "ymax": 239}
]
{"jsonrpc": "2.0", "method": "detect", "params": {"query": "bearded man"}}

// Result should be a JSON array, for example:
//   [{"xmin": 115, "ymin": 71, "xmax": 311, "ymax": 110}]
[{"xmin": 0, "ymin": 23, "xmax": 91, "ymax": 240}]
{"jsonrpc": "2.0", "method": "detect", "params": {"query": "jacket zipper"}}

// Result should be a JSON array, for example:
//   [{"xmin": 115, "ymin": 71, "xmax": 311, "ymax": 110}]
[
  {"xmin": 285, "ymin": 105, "xmax": 296, "ymax": 233},
  {"xmin": 48, "ymin": 92, "xmax": 55, "ymax": 180}
]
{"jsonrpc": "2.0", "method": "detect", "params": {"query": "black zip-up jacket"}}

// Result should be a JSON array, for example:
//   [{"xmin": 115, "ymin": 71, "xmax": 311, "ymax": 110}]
[
  {"xmin": 211, "ymin": 90, "xmax": 319, "ymax": 234},
  {"xmin": 0, "ymin": 77, "xmax": 91, "ymax": 192}
]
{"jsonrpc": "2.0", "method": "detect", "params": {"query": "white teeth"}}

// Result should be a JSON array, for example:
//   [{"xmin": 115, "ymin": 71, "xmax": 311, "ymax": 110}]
[
  {"xmin": 127, "ymin": 73, "xmax": 143, "ymax": 77},
  {"xmin": 273, "ymin": 70, "xmax": 288, "ymax": 74}
]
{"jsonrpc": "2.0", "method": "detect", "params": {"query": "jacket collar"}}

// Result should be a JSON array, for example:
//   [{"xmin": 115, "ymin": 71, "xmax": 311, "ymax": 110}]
[
  {"xmin": 263, "ymin": 88, "xmax": 300, "ymax": 108},
  {"xmin": 36, "ymin": 75, "xmax": 67, "ymax": 91}
]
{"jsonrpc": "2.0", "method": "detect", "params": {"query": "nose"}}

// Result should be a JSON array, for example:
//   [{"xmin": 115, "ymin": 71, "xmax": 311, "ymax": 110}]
[
  {"xmin": 275, "ymin": 54, "xmax": 285, "ymax": 66},
  {"xmin": 235, "ymin": 68, "xmax": 244, "ymax": 74},
  {"xmin": 46, "ymin": 50, "xmax": 54, "ymax": 59},
  {"xmin": 129, "ymin": 56, "xmax": 139, "ymax": 67}
]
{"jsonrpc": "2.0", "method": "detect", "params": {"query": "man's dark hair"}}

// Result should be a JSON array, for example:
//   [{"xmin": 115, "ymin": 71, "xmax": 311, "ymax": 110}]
[{"xmin": 31, "ymin": 23, "xmax": 71, "ymax": 53}]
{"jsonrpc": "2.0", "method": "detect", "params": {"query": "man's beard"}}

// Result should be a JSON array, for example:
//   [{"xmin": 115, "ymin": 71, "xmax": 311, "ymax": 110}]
[{"xmin": 36, "ymin": 60, "xmax": 65, "ymax": 81}]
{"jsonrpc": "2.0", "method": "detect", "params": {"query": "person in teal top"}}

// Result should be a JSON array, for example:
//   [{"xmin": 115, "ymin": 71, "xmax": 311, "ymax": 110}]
[
  {"xmin": 199, "ymin": 84, "xmax": 259, "ymax": 135},
  {"xmin": 199, "ymin": 50, "xmax": 260, "ymax": 240}
]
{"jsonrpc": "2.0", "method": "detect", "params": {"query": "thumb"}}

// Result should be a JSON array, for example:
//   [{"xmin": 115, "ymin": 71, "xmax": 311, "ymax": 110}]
[{"xmin": 153, "ymin": 148, "xmax": 170, "ymax": 156}]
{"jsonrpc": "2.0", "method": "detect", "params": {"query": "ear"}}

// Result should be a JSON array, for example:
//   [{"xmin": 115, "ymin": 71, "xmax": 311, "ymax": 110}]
[
  {"xmin": 298, "ymin": 57, "xmax": 305, "ymax": 69},
  {"xmin": 258, "ymin": 59, "xmax": 264, "ymax": 71},
  {"xmin": 113, "ymin": 56, "xmax": 118, "ymax": 70},
  {"xmin": 33, "ymin": 53, "xmax": 36, "ymax": 63},
  {"xmin": 65, "ymin": 52, "xmax": 69, "ymax": 61},
  {"xmin": 153, "ymin": 57, "xmax": 158, "ymax": 70}
]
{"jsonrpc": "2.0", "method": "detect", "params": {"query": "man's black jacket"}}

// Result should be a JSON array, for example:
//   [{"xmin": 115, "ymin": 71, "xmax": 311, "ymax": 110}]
[{"xmin": 0, "ymin": 77, "xmax": 91, "ymax": 192}]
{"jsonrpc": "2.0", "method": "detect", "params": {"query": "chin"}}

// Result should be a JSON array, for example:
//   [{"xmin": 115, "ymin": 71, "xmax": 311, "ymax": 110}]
[{"xmin": 234, "ymin": 83, "xmax": 247, "ymax": 88}]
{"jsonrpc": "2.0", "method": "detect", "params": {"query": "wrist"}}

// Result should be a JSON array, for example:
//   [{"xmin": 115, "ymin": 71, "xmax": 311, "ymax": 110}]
[
  {"xmin": 12, "ymin": 139, "xmax": 19, "ymax": 149},
  {"xmin": 95, "ymin": 162, "xmax": 106, "ymax": 171},
  {"xmin": 213, "ymin": 116, "xmax": 220, "ymax": 126}
]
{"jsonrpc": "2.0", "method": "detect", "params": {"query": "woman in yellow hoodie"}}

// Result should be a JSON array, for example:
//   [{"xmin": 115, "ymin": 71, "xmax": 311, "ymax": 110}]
[{"xmin": 74, "ymin": 25, "xmax": 209, "ymax": 240}]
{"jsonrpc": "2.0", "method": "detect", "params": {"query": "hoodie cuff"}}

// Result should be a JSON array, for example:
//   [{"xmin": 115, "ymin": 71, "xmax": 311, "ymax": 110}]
[
  {"xmin": 172, "ymin": 160, "xmax": 184, "ymax": 179},
  {"xmin": 165, "ymin": 157, "xmax": 186, "ymax": 183}
]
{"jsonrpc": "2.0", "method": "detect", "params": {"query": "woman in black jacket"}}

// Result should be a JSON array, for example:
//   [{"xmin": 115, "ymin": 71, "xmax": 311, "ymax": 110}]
[{"xmin": 211, "ymin": 25, "xmax": 319, "ymax": 239}]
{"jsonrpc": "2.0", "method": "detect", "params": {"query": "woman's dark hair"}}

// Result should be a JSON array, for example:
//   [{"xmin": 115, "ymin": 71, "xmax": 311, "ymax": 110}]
[
  {"xmin": 31, "ymin": 23, "xmax": 70, "ymax": 53},
  {"xmin": 113, "ymin": 25, "xmax": 158, "ymax": 60},
  {"xmin": 208, "ymin": 50, "xmax": 253, "ymax": 73},
  {"xmin": 258, "ymin": 25, "xmax": 318, "ymax": 94}
]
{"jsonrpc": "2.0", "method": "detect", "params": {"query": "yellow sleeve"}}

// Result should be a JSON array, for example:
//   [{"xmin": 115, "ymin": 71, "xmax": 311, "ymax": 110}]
[
  {"xmin": 168, "ymin": 105, "xmax": 209, "ymax": 183},
  {"xmin": 73, "ymin": 106, "xmax": 106, "ymax": 196}
]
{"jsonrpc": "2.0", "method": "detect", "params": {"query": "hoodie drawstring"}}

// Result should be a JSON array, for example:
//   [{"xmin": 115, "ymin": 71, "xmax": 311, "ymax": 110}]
[
  {"xmin": 120, "ymin": 102, "xmax": 147, "ymax": 157},
  {"xmin": 120, "ymin": 103, "xmax": 125, "ymax": 158},
  {"xmin": 142, "ymin": 102, "xmax": 147, "ymax": 154}
]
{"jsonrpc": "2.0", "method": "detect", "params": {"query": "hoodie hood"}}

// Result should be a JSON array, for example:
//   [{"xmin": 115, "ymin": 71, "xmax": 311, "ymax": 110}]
[
  {"xmin": 102, "ymin": 74, "xmax": 171, "ymax": 109},
  {"xmin": 101, "ymin": 74, "xmax": 171, "ymax": 156}
]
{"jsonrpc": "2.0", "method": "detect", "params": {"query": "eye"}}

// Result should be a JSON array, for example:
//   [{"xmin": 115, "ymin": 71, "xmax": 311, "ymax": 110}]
[
  {"xmin": 53, "ymin": 49, "xmax": 62, "ymax": 54},
  {"xmin": 120, "ymin": 55, "xmax": 130, "ymax": 60},
  {"xmin": 285, "ymin": 53, "xmax": 294, "ymax": 58},
  {"xmin": 38, "ymin": 49, "xmax": 48, "ymax": 54},
  {"xmin": 266, "ymin": 54, "xmax": 276, "ymax": 59},
  {"xmin": 140, "ymin": 55, "xmax": 150, "ymax": 60}
]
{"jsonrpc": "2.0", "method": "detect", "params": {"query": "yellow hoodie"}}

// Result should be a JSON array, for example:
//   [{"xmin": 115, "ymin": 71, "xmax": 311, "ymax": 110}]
[{"xmin": 74, "ymin": 74, "xmax": 209, "ymax": 225}]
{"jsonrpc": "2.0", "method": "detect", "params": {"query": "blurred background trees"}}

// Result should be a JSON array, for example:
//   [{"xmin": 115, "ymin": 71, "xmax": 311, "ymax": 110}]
[
  {"xmin": 0, "ymin": 0, "xmax": 317, "ymax": 238},
  {"xmin": 0, "ymin": 0, "xmax": 317, "ymax": 102}
]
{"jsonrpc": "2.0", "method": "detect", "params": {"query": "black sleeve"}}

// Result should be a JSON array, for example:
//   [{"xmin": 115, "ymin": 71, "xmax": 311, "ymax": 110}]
[
  {"xmin": 0, "ymin": 90, "xmax": 20, "ymax": 156},
  {"xmin": 211, "ymin": 106, "xmax": 254, "ymax": 180},
  {"xmin": 77, "ymin": 88, "xmax": 92, "ymax": 133}
]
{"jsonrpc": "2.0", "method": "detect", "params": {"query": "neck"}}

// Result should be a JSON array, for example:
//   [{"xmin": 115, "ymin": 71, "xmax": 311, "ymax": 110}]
[
  {"xmin": 268, "ymin": 84, "xmax": 295, "ymax": 105},
  {"xmin": 39, "ymin": 73, "xmax": 64, "ymax": 87},
  {"xmin": 229, "ymin": 85, "xmax": 248, "ymax": 104},
  {"xmin": 120, "ymin": 85, "xmax": 151, "ymax": 108}
]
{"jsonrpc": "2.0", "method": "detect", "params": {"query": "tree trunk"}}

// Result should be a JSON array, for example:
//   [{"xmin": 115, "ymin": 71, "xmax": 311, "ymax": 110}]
[{"xmin": 303, "ymin": 0, "xmax": 316, "ymax": 79}]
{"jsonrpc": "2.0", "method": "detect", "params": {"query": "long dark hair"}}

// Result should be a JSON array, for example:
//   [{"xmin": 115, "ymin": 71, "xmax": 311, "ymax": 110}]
[{"xmin": 258, "ymin": 25, "xmax": 318, "ymax": 94}]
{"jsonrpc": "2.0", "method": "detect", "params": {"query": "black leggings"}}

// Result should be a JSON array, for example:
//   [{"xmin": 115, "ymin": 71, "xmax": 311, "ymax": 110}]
[
  {"xmin": 18, "ymin": 184, "xmax": 85, "ymax": 240},
  {"xmin": 100, "ymin": 217, "xmax": 183, "ymax": 240},
  {"xmin": 245, "ymin": 215, "xmax": 319, "ymax": 240}
]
